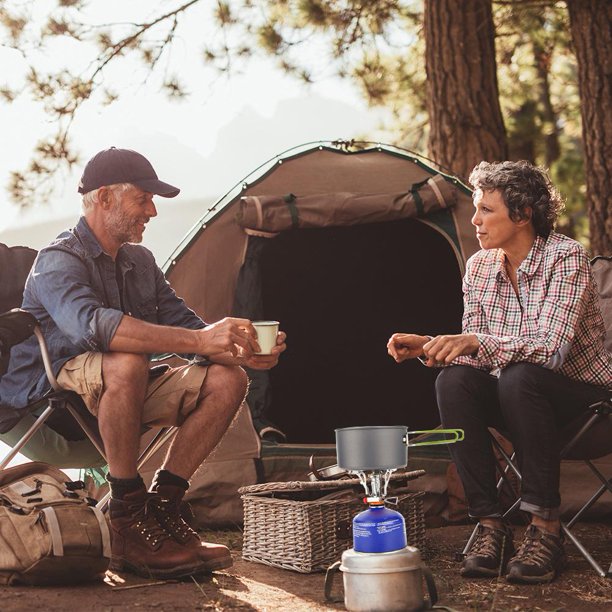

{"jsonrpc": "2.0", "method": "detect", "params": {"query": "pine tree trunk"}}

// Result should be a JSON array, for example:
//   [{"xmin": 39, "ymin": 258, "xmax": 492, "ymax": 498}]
[
  {"xmin": 567, "ymin": 0, "xmax": 612, "ymax": 255},
  {"xmin": 424, "ymin": 0, "xmax": 507, "ymax": 181},
  {"xmin": 532, "ymin": 23, "xmax": 560, "ymax": 166}
]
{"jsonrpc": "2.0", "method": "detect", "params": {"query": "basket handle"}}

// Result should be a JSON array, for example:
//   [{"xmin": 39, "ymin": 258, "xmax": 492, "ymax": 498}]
[{"xmin": 324, "ymin": 561, "xmax": 343, "ymax": 603}]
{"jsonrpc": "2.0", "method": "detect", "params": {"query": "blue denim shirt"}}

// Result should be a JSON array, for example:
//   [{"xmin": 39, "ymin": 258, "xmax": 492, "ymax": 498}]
[{"xmin": 0, "ymin": 217, "xmax": 205, "ymax": 431}]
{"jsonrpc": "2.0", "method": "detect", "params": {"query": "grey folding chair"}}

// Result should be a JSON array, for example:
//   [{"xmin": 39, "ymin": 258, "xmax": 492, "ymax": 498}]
[
  {"xmin": 460, "ymin": 256, "xmax": 612, "ymax": 578},
  {"xmin": 0, "ymin": 243, "xmax": 176, "ymax": 508}
]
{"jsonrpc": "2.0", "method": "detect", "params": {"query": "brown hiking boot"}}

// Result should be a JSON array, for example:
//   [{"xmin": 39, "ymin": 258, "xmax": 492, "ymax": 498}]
[
  {"xmin": 108, "ymin": 488, "xmax": 208, "ymax": 579},
  {"xmin": 506, "ymin": 525, "xmax": 566, "ymax": 584},
  {"xmin": 461, "ymin": 523, "xmax": 515, "ymax": 577},
  {"xmin": 152, "ymin": 484, "xmax": 233, "ymax": 572}
]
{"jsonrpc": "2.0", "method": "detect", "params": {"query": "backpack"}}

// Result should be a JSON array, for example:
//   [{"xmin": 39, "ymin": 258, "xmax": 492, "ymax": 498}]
[{"xmin": 0, "ymin": 461, "xmax": 111, "ymax": 585}]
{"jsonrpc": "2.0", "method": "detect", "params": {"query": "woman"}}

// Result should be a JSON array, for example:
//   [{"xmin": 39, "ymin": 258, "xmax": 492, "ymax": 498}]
[{"xmin": 387, "ymin": 160, "xmax": 611, "ymax": 584}]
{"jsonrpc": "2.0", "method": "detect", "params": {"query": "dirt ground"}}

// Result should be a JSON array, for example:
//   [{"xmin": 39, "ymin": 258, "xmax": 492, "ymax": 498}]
[{"xmin": 3, "ymin": 522, "xmax": 612, "ymax": 611}]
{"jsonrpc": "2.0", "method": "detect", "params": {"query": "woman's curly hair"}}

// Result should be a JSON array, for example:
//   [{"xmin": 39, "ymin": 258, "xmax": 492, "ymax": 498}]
[{"xmin": 469, "ymin": 160, "xmax": 565, "ymax": 237}]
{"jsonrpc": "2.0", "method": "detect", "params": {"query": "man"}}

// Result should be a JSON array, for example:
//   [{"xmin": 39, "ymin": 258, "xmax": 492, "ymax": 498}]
[
  {"xmin": 0, "ymin": 147, "xmax": 287, "ymax": 579},
  {"xmin": 387, "ymin": 160, "xmax": 611, "ymax": 584}
]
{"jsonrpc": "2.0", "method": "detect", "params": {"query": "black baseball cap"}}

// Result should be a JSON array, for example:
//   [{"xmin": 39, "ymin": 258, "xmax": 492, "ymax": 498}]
[{"xmin": 78, "ymin": 147, "xmax": 180, "ymax": 197}]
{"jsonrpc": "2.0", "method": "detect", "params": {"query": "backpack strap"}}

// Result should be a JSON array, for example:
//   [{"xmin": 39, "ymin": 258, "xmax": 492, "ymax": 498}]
[
  {"xmin": 91, "ymin": 506, "xmax": 112, "ymax": 559},
  {"xmin": 42, "ymin": 507, "xmax": 64, "ymax": 556}
]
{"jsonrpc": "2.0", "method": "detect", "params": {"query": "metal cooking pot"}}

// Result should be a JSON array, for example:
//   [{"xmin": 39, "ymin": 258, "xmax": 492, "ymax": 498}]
[{"xmin": 335, "ymin": 425, "xmax": 464, "ymax": 471}]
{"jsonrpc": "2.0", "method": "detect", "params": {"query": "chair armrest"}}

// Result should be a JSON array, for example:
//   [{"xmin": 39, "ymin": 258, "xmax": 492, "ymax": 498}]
[
  {"xmin": 589, "ymin": 397, "xmax": 612, "ymax": 413},
  {"xmin": 0, "ymin": 308, "xmax": 61, "ymax": 392},
  {"xmin": 0, "ymin": 308, "xmax": 38, "ymax": 353}
]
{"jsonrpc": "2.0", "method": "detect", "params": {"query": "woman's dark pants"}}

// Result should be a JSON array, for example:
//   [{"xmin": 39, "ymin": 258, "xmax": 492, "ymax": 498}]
[{"xmin": 436, "ymin": 363, "xmax": 608, "ymax": 520}]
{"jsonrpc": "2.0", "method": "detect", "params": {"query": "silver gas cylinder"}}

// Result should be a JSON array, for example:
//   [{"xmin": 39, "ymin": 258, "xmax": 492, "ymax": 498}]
[{"xmin": 325, "ymin": 545, "xmax": 437, "ymax": 612}]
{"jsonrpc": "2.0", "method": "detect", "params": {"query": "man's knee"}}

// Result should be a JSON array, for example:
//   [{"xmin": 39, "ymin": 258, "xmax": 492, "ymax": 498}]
[
  {"xmin": 102, "ymin": 352, "xmax": 149, "ymax": 390},
  {"xmin": 204, "ymin": 364, "xmax": 248, "ymax": 403}
]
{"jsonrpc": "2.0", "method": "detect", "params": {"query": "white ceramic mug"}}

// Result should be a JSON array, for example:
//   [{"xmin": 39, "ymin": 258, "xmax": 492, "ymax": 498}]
[{"xmin": 252, "ymin": 321, "xmax": 279, "ymax": 355}]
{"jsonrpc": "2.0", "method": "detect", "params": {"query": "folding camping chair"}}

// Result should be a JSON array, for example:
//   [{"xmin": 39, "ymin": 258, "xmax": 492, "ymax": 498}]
[
  {"xmin": 0, "ymin": 243, "xmax": 176, "ymax": 506},
  {"xmin": 460, "ymin": 255, "xmax": 612, "ymax": 578}
]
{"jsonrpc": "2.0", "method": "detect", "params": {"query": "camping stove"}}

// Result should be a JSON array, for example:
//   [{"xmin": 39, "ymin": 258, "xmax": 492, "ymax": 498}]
[
  {"xmin": 334, "ymin": 425, "xmax": 463, "ymax": 553},
  {"xmin": 352, "ymin": 469, "xmax": 407, "ymax": 553},
  {"xmin": 324, "ymin": 425, "xmax": 465, "ymax": 611}
]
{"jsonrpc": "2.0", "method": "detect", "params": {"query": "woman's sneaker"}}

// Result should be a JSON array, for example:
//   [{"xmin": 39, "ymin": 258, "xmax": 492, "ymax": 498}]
[
  {"xmin": 461, "ymin": 523, "xmax": 515, "ymax": 577},
  {"xmin": 506, "ymin": 525, "xmax": 566, "ymax": 584}
]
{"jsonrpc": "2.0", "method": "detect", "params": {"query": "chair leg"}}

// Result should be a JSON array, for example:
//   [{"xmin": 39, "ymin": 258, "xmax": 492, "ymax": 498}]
[
  {"xmin": 566, "ymin": 479, "xmax": 612, "ymax": 528},
  {"xmin": 0, "ymin": 404, "xmax": 56, "ymax": 470},
  {"xmin": 490, "ymin": 439, "xmax": 529, "ymax": 522},
  {"xmin": 560, "ymin": 461, "xmax": 612, "ymax": 577},
  {"xmin": 458, "ymin": 523, "xmax": 480, "ymax": 560},
  {"xmin": 494, "ymin": 451, "xmax": 517, "ymax": 495},
  {"xmin": 561, "ymin": 522, "xmax": 610, "ymax": 578},
  {"xmin": 491, "ymin": 440, "xmax": 522, "ymax": 482},
  {"xmin": 64, "ymin": 400, "xmax": 107, "ymax": 461},
  {"xmin": 585, "ymin": 459, "xmax": 612, "ymax": 497},
  {"xmin": 501, "ymin": 498, "xmax": 522, "ymax": 518},
  {"xmin": 136, "ymin": 427, "xmax": 177, "ymax": 469}
]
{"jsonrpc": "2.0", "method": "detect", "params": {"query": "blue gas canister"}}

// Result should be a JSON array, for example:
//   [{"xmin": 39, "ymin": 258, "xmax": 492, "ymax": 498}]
[{"xmin": 352, "ymin": 503, "xmax": 407, "ymax": 553}]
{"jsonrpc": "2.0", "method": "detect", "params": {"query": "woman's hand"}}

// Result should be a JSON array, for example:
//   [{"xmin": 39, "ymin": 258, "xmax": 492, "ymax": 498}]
[
  {"xmin": 387, "ymin": 333, "xmax": 430, "ymax": 363},
  {"xmin": 422, "ymin": 334, "xmax": 479, "ymax": 366}
]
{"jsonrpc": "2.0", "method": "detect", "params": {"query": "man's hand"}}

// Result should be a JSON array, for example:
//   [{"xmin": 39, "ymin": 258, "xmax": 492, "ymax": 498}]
[
  {"xmin": 241, "ymin": 331, "xmax": 287, "ymax": 370},
  {"xmin": 198, "ymin": 317, "xmax": 259, "ymax": 357},
  {"xmin": 422, "ymin": 334, "xmax": 479, "ymax": 366},
  {"xmin": 387, "ymin": 333, "xmax": 430, "ymax": 363}
]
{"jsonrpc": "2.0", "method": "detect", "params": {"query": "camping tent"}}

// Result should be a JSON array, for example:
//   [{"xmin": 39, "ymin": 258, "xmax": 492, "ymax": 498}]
[{"xmin": 164, "ymin": 141, "xmax": 478, "ymax": 443}]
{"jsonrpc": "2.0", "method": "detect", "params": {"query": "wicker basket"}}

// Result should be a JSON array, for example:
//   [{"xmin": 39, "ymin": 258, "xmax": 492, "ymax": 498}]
[{"xmin": 239, "ymin": 471, "xmax": 426, "ymax": 573}]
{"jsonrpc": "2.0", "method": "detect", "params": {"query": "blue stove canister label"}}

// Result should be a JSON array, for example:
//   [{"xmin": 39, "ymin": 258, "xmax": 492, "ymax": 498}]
[{"xmin": 353, "ymin": 506, "xmax": 408, "ymax": 553}]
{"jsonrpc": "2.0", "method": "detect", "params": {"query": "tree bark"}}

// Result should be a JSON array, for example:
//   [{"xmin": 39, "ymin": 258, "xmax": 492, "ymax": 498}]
[
  {"xmin": 567, "ymin": 0, "xmax": 612, "ymax": 255},
  {"xmin": 532, "ymin": 20, "xmax": 560, "ymax": 166},
  {"xmin": 424, "ymin": 0, "xmax": 508, "ymax": 181}
]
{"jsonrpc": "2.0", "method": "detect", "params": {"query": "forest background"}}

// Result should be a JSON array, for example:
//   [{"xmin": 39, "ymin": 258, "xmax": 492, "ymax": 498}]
[{"xmin": 0, "ymin": 0, "xmax": 610, "ymax": 254}]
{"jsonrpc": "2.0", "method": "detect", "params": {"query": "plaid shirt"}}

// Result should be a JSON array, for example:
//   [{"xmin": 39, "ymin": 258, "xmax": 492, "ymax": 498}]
[{"xmin": 454, "ymin": 232, "xmax": 611, "ymax": 388}]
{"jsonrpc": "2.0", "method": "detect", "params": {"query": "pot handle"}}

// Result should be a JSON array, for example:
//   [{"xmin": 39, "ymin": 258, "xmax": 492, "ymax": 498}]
[
  {"xmin": 403, "ymin": 428, "xmax": 464, "ymax": 447},
  {"xmin": 324, "ymin": 561, "xmax": 343, "ymax": 603}
]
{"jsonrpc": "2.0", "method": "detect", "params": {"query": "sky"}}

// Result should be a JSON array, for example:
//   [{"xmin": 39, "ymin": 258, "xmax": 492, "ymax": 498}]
[{"xmin": 0, "ymin": 1, "xmax": 387, "ymax": 238}]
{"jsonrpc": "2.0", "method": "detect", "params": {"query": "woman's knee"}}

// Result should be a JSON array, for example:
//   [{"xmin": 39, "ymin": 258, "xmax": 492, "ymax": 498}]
[
  {"xmin": 436, "ymin": 366, "xmax": 490, "ymax": 424},
  {"xmin": 497, "ymin": 363, "xmax": 552, "ymax": 424},
  {"xmin": 498, "ymin": 363, "xmax": 544, "ymax": 398},
  {"xmin": 435, "ymin": 365, "xmax": 482, "ymax": 399}
]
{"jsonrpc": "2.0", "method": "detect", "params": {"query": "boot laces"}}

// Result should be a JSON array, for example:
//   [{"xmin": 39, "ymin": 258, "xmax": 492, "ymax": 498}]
[
  {"xmin": 129, "ymin": 497, "xmax": 173, "ymax": 546},
  {"xmin": 514, "ymin": 526, "xmax": 556, "ymax": 566},
  {"xmin": 470, "ymin": 524, "xmax": 507, "ymax": 558},
  {"xmin": 154, "ymin": 498, "xmax": 199, "ymax": 541}
]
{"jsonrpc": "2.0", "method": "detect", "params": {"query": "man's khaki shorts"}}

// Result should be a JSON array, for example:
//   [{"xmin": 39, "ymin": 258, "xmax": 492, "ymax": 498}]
[{"xmin": 57, "ymin": 352, "xmax": 209, "ymax": 427}]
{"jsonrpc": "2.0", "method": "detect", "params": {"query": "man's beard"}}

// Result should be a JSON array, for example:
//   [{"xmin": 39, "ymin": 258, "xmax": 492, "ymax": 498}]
[{"xmin": 105, "ymin": 203, "xmax": 144, "ymax": 244}]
